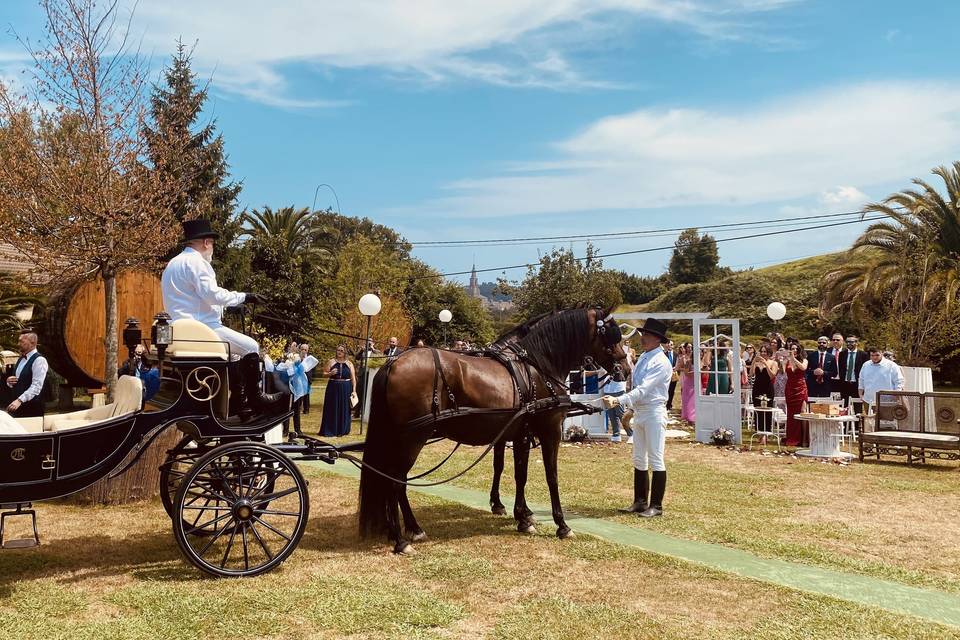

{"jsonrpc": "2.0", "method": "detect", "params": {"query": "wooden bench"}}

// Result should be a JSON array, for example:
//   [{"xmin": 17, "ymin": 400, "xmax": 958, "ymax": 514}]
[{"xmin": 859, "ymin": 391, "xmax": 960, "ymax": 465}]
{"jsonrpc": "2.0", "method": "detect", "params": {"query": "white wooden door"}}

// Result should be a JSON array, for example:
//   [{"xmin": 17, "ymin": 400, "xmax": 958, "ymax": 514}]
[{"xmin": 693, "ymin": 319, "xmax": 742, "ymax": 444}]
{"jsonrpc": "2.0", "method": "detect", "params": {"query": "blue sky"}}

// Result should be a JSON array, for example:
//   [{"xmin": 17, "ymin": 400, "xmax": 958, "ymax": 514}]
[{"xmin": 3, "ymin": 0, "xmax": 960, "ymax": 283}]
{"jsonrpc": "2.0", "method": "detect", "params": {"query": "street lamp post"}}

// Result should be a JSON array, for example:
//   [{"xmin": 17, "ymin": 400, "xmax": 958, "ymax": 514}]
[
  {"xmin": 358, "ymin": 293, "xmax": 382, "ymax": 435},
  {"xmin": 438, "ymin": 309, "xmax": 452, "ymax": 347}
]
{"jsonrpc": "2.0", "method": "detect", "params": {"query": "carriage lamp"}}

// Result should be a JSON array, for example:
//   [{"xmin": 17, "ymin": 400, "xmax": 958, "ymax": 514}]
[
  {"xmin": 152, "ymin": 311, "xmax": 173, "ymax": 361},
  {"xmin": 123, "ymin": 317, "xmax": 141, "ymax": 360}
]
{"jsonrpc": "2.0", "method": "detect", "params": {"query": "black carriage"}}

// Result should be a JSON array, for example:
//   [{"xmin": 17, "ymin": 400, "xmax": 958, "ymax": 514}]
[{"xmin": 0, "ymin": 317, "xmax": 346, "ymax": 577}]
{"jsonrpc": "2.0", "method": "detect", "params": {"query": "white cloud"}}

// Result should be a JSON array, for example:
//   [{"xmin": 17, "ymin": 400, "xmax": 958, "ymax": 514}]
[
  {"xmin": 398, "ymin": 81, "xmax": 960, "ymax": 218},
  {"xmin": 123, "ymin": 0, "xmax": 796, "ymax": 106}
]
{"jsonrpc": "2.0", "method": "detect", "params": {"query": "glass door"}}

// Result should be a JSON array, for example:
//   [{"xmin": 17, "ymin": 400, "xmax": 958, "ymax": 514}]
[{"xmin": 693, "ymin": 319, "xmax": 742, "ymax": 444}]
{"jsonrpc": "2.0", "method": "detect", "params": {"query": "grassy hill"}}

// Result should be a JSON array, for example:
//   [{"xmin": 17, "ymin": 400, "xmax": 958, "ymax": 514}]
[{"xmin": 617, "ymin": 253, "xmax": 844, "ymax": 340}]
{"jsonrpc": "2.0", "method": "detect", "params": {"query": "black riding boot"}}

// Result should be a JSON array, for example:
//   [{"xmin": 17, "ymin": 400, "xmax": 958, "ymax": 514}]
[
  {"xmin": 227, "ymin": 360, "xmax": 248, "ymax": 417},
  {"xmin": 240, "ymin": 353, "xmax": 288, "ymax": 414},
  {"xmin": 619, "ymin": 469, "xmax": 649, "ymax": 513},
  {"xmin": 640, "ymin": 470, "xmax": 666, "ymax": 518}
]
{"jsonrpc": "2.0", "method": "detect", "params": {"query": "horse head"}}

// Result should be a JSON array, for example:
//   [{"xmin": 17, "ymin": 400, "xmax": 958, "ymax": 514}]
[{"xmin": 586, "ymin": 305, "xmax": 627, "ymax": 373}]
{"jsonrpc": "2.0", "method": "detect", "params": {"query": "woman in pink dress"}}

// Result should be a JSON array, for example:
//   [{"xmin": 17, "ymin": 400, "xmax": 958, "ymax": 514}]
[
  {"xmin": 783, "ymin": 338, "xmax": 809, "ymax": 446},
  {"xmin": 677, "ymin": 343, "xmax": 696, "ymax": 423}
]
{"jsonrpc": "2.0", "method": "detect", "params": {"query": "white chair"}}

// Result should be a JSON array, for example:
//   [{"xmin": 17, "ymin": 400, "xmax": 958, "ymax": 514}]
[{"xmin": 748, "ymin": 406, "xmax": 783, "ymax": 451}]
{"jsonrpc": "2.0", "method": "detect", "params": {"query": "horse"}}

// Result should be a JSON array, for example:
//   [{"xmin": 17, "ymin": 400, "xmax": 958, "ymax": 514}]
[{"xmin": 358, "ymin": 306, "xmax": 626, "ymax": 553}]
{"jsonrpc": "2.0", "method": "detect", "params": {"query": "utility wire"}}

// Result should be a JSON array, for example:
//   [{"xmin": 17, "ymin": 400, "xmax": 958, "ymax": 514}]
[
  {"xmin": 412, "ymin": 214, "xmax": 886, "ymax": 281},
  {"xmin": 401, "ymin": 208, "xmax": 881, "ymax": 247}
]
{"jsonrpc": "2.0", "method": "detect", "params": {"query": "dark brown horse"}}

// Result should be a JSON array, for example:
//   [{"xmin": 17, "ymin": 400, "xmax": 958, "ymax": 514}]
[{"xmin": 358, "ymin": 307, "xmax": 626, "ymax": 553}]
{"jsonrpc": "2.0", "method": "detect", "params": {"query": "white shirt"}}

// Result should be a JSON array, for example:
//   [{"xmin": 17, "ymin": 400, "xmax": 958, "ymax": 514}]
[
  {"xmin": 11, "ymin": 348, "xmax": 48, "ymax": 403},
  {"xmin": 620, "ymin": 346, "xmax": 672, "ymax": 410},
  {"xmin": 161, "ymin": 247, "xmax": 245, "ymax": 328},
  {"xmin": 858, "ymin": 357, "xmax": 905, "ymax": 406}
]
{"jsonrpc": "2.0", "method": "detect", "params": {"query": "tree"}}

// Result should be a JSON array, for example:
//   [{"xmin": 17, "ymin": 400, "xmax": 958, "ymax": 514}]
[
  {"xmin": 0, "ymin": 0, "xmax": 198, "ymax": 399},
  {"xmin": 241, "ymin": 205, "xmax": 333, "ymax": 263},
  {"xmin": 822, "ymin": 162, "xmax": 960, "ymax": 365},
  {"xmin": 500, "ymin": 245, "xmax": 622, "ymax": 318},
  {"xmin": 668, "ymin": 228, "xmax": 723, "ymax": 284},
  {"xmin": 615, "ymin": 271, "xmax": 668, "ymax": 305},
  {"xmin": 144, "ymin": 41, "xmax": 243, "ymax": 252},
  {"xmin": 0, "ymin": 274, "xmax": 41, "ymax": 346}
]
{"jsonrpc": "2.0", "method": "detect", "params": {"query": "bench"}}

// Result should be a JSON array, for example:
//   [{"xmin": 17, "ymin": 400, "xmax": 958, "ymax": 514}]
[{"xmin": 859, "ymin": 391, "xmax": 960, "ymax": 465}]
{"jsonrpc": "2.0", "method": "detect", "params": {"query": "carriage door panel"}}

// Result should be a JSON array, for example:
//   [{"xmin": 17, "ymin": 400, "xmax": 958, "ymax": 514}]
[
  {"xmin": 57, "ymin": 419, "xmax": 137, "ymax": 479},
  {"xmin": 693, "ymin": 319, "xmax": 742, "ymax": 444},
  {"xmin": 0, "ymin": 436, "xmax": 56, "ymax": 485}
]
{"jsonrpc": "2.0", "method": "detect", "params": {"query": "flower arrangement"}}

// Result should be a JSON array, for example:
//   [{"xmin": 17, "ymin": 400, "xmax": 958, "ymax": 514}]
[
  {"xmin": 711, "ymin": 427, "xmax": 735, "ymax": 446},
  {"xmin": 758, "ymin": 395, "xmax": 769, "ymax": 408},
  {"xmin": 285, "ymin": 352, "xmax": 302, "ymax": 365}
]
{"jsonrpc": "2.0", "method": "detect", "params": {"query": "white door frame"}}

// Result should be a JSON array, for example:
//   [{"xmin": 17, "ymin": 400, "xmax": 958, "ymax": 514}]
[{"xmin": 693, "ymin": 318, "xmax": 742, "ymax": 444}]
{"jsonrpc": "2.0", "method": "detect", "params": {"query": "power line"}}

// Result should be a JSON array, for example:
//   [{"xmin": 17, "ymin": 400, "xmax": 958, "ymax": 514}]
[
  {"xmin": 412, "ymin": 214, "xmax": 886, "ymax": 281},
  {"xmin": 402, "ymin": 209, "xmax": 876, "ymax": 247}
]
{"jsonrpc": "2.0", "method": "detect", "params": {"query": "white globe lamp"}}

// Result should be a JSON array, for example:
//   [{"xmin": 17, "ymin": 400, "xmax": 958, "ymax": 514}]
[
  {"xmin": 766, "ymin": 302, "xmax": 786, "ymax": 322},
  {"xmin": 438, "ymin": 309, "xmax": 452, "ymax": 323},
  {"xmin": 358, "ymin": 293, "xmax": 382, "ymax": 317}
]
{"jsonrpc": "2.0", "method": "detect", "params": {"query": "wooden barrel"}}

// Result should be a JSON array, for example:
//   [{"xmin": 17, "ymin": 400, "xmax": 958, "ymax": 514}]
[{"xmin": 41, "ymin": 271, "xmax": 164, "ymax": 388}]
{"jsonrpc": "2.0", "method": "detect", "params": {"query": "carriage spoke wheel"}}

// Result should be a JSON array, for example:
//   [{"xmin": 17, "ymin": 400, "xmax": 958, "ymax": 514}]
[
  {"xmin": 172, "ymin": 441, "xmax": 309, "ymax": 578},
  {"xmin": 160, "ymin": 434, "xmax": 218, "ymax": 527}
]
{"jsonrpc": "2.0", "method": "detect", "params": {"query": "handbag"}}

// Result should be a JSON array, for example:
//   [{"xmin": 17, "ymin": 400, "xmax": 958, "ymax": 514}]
[{"xmin": 350, "ymin": 391, "xmax": 359, "ymax": 408}]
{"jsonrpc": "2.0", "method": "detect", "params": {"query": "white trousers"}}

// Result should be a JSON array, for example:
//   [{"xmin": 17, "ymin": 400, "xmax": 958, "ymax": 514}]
[
  {"xmin": 212, "ymin": 325, "xmax": 259, "ymax": 359},
  {"xmin": 631, "ymin": 404, "xmax": 667, "ymax": 472}
]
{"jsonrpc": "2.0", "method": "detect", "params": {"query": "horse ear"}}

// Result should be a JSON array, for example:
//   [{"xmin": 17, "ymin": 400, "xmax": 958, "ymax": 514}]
[{"xmin": 601, "ymin": 304, "xmax": 615, "ymax": 322}]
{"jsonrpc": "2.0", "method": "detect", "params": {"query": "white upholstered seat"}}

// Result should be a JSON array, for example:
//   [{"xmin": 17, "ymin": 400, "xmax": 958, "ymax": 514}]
[
  {"xmin": 166, "ymin": 319, "xmax": 229, "ymax": 360},
  {"xmin": 44, "ymin": 375, "xmax": 143, "ymax": 432}
]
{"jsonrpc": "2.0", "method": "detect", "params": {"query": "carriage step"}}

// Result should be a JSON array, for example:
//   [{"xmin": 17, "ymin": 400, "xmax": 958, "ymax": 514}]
[{"xmin": 0, "ymin": 503, "xmax": 40, "ymax": 549}]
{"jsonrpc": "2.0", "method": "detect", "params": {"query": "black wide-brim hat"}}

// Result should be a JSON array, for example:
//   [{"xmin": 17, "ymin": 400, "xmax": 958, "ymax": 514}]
[
  {"xmin": 182, "ymin": 219, "xmax": 219, "ymax": 242},
  {"xmin": 640, "ymin": 317, "xmax": 669, "ymax": 343}
]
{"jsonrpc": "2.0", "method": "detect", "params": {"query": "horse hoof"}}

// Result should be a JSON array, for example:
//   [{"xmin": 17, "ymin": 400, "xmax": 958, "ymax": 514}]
[
  {"xmin": 519, "ymin": 523, "xmax": 537, "ymax": 535},
  {"xmin": 491, "ymin": 505, "xmax": 507, "ymax": 516},
  {"xmin": 557, "ymin": 527, "xmax": 574, "ymax": 540},
  {"xmin": 394, "ymin": 542, "xmax": 416, "ymax": 555},
  {"xmin": 409, "ymin": 531, "xmax": 428, "ymax": 543}
]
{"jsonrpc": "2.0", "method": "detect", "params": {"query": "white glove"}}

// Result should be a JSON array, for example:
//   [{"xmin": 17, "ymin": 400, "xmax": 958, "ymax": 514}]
[{"xmin": 601, "ymin": 395, "xmax": 621, "ymax": 409}]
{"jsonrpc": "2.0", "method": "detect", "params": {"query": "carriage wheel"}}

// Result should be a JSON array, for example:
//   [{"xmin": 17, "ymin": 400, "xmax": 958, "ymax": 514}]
[
  {"xmin": 159, "ymin": 433, "xmax": 218, "ymax": 522},
  {"xmin": 172, "ymin": 441, "xmax": 309, "ymax": 577}
]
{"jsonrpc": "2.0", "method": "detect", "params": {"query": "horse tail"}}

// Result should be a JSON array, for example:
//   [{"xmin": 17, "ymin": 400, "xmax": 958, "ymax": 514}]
[{"xmin": 358, "ymin": 361, "xmax": 395, "ymax": 538}]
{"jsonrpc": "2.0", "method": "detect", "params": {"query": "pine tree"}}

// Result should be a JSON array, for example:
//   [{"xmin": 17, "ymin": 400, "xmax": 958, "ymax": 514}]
[{"xmin": 145, "ymin": 41, "xmax": 242, "ymax": 247}]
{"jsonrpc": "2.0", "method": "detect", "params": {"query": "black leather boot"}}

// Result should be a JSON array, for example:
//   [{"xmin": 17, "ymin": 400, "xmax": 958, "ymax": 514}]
[
  {"xmin": 240, "ymin": 353, "xmax": 288, "ymax": 414},
  {"xmin": 640, "ymin": 470, "xmax": 666, "ymax": 518},
  {"xmin": 619, "ymin": 469, "xmax": 649, "ymax": 513},
  {"xmin": 227, "ymin": 360, "xmax": 248, "ymax": 417}
]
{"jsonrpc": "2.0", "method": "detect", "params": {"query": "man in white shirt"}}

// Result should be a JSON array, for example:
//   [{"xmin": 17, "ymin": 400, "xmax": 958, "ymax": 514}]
[
  {"xmin": 161, "ymin": 220, "xmax": 282, "ymax": 413},
  {"xmin": 5, "ymin": 331, "xmax": 48, "ymax": 417},
  {"xmin": 859, "ymin": 347, "xmax": 905, "ymax": 410},
  {"xmin": 602, "ymin": 318, "xmax": 673, "ymax": 517}
]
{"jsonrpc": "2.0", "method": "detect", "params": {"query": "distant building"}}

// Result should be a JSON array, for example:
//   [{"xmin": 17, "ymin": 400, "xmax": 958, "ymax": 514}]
[{"xmin": 465, "ymin": 264, "xmax": 514, "ymax": 314}]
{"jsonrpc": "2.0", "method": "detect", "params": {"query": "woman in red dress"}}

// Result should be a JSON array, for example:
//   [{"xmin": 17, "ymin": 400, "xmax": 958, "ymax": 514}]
[{"xmin": 783, "ymin": 338, "xmax": 809, "ymax": 446}]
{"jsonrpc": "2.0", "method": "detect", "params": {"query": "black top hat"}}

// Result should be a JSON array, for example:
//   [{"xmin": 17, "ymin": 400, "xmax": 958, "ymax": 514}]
[
  {"xmin": 640, "ymin": 317, "xmax": 669, "ymax": 343},
  {"xmin": 181, "ymin": 219, "xmax": 219, "ymax": 242}
]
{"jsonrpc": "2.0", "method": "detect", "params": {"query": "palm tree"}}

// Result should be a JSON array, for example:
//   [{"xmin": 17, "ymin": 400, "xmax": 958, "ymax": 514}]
[
  {"xmin": 0, "ymin": 273, "xmax": 41, "ymax": 345},
  {"xmin": 822, "ymin": 162, "xmax": 960, "ymax": 363},
  {"xmin": 240, "ymin": 206, "xmax": 335, "ymax": 264},
  {"xmin": 823, "ymin": 162, "xmax": 960, "ymax": 312}
]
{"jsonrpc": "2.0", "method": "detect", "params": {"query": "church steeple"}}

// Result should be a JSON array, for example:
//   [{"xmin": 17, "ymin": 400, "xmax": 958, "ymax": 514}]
[{"xmin": 467, "ymin": 263, "xmax": 482, "ymax": 298}]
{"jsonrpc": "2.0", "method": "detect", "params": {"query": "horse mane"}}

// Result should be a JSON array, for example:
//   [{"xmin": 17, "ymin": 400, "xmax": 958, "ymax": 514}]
[
  {"xmin": 516, "ymin": 308, "xmax": 592, "ymax": 380},
  {"xmin": 491, "ymin": 310, "xmax": 556, "ymax": 347}
]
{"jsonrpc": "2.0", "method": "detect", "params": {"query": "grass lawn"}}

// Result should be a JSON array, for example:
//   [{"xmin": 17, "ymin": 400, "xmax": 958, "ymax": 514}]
[{"xmin": 2, "ymin": 386, "xmax": 958, "ymax": 639}]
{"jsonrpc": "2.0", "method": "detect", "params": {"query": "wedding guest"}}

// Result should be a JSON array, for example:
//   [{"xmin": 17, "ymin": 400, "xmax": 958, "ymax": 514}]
[
  {"xmin": 664, "ymin": 340, "xmax": 678, "ymax": 410},
  {"xmin": 118, "ymin": 343, "xmax": 160, "ymax": 402},
  {"xmin": 383, "ymin": 336, "xmax": 402, "ymax": 358},
  {"xmin": 783, "ymin": 338, "xmax": 809, "ymax": 447},
  {"xmin": 5, "ymin": 331, "xmax": 48, "ymax": 417},
  {"xmin": 320, "ymin": 345, "xmax": 356, "ymax": 437},
  {"xmin": 742, "ymin": 344, "xmax": 756, "ymax": 385},
  {"xmin": 750, "ymin": 344, "xmax": 778, "ymax": 433},
  {"xmin": 706, "ymin": 339, "xmax": 733, "ymax": 395},
  {"xmin": 602, "ymin": 362, "xmax": 628, "ymax": 443},
  {"xmin": 299, "ymin": 343, "xmax": 313, "ymax": 414},
  {"xmin": 768, "ymin": 333, "xmax": 788, "ymax": 398},
  {"xmin": 828, "ymin": 333, "xmax": 844, "ymax": 396},
  {"xmin": 838, "ymin": 335, "xmax": 868, "ymax": 408},
  {"xmin": 805, "ymin": 336, "xmax": 837, "ymax": 398},
  {"xmin": 676, "ymin": 343, "xmax": 696, "ymax": 423},
  {"xmin": 859, "ymin": 347, "xmax": 905, "ymax": 411}
]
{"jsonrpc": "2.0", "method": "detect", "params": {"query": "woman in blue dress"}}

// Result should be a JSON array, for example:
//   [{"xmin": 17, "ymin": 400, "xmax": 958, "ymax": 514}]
[{"xmin": 320, "ymin": 345, "xmax": 356, "ymax": 437}]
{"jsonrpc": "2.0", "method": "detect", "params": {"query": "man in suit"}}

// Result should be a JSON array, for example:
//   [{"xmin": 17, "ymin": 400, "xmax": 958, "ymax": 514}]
[
  {"xmin": 806, "ymin": 336, "xmax": 837, "ymax": 399},
  {"xmin": 663, "ymin": 340, "xmax": 678, "ymax": 410},
  {"xmin": 827, "ymin": 333, "xmax": 845, "ymax": 396},
  {"xmin": 5, "ymin": 331, "xmax": 48, "ymax": 418},
  {"xmin": 837, "ymin": 335, "xmax": 869, "ymax": 408},
  {"xmin": 383, "ymin": 336, "xmax": 402, "ymax": 359}
]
